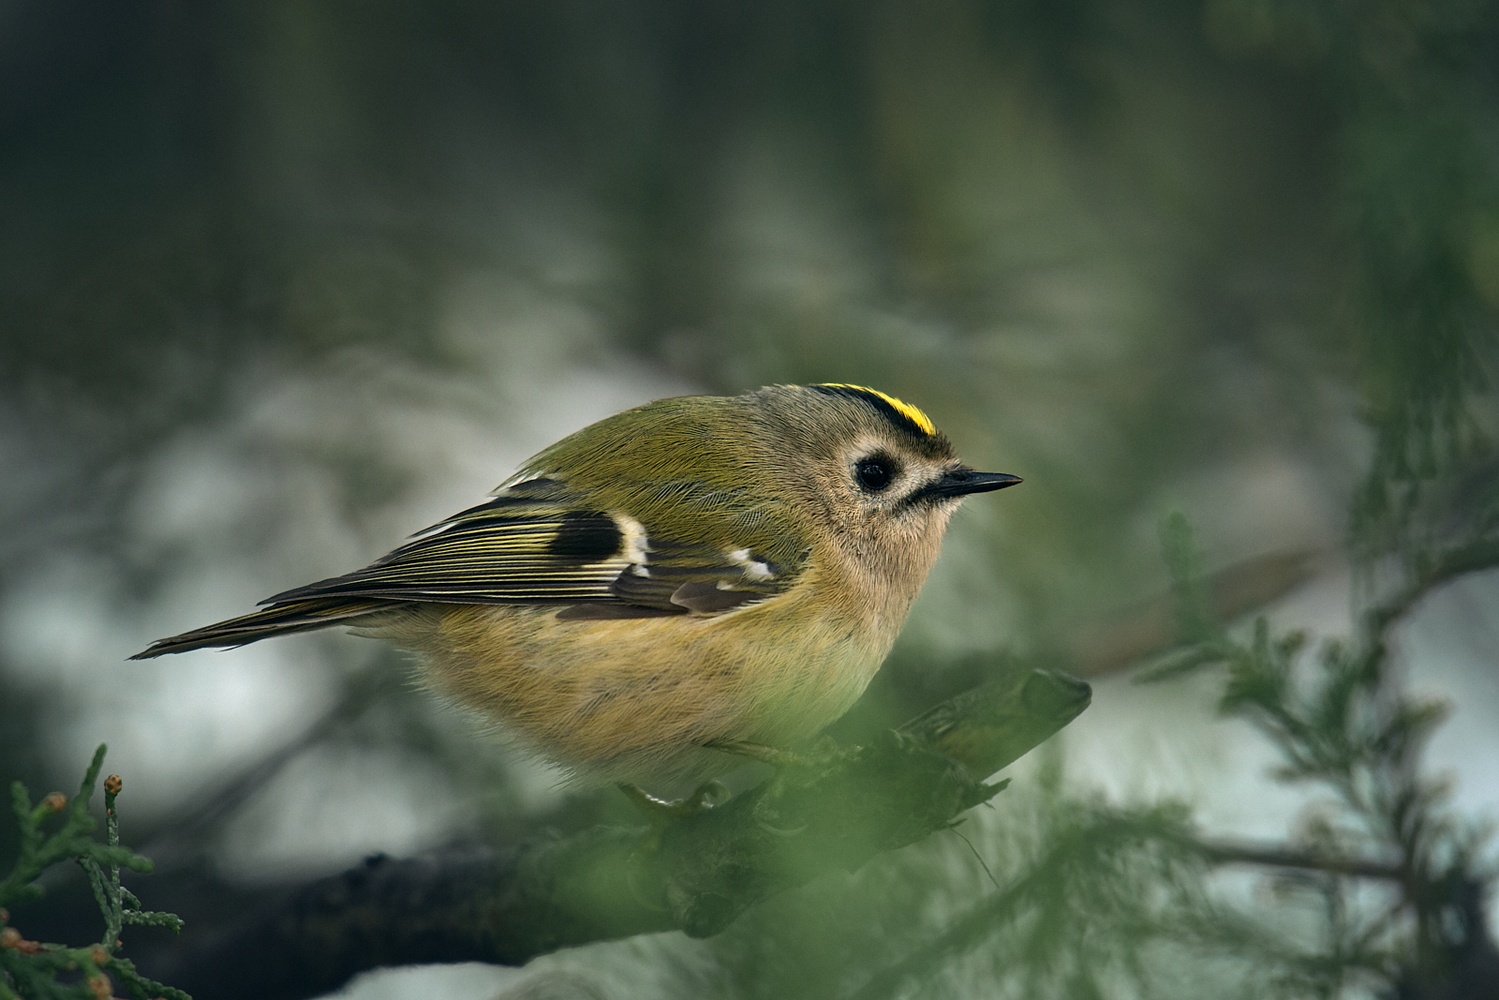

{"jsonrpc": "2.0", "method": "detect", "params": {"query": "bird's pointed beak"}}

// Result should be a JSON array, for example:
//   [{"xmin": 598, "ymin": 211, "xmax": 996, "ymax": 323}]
[{"xmin": 923, "ymin": 468, "xmax": 1022, "ymax": 500}]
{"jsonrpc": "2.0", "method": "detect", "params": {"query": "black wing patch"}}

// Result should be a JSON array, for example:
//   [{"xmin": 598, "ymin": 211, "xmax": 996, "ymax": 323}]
[{"xmin": 547, "ymin": 511, "xmax": 621, "ymax": 560}]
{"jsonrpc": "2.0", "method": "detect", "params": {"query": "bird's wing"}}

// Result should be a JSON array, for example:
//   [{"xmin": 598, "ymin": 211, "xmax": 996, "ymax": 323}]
[
  {"xmin": 132, "ymin": 477, "xmax": 806, "ymax": 658},
  {"xmin": 265, "ymin": 476, "xmax": 798, "ymax": 614}
]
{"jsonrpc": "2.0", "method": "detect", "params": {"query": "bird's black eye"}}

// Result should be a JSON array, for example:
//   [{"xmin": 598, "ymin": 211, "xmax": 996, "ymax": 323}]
[{"xmin": 854, "ymin": 455, "xmax": 897, "ymax": 492}]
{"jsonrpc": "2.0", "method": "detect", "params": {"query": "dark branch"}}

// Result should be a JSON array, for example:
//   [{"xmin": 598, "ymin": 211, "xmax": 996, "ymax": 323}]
[{"xmin": 1194, "ymin": 837, "xmax": 1405, "ymax": 882}]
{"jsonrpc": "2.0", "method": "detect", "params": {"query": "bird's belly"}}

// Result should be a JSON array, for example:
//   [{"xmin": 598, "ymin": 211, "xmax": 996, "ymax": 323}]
[{"xmin": 381, "ymin": 601, "xmax": 891, "ymax": 786}]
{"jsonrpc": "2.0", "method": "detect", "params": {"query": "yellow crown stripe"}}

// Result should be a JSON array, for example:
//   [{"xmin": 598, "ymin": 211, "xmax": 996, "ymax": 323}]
[{"xmin": 815, "ymin": 383, "xmax": 937, "ymax": 436}]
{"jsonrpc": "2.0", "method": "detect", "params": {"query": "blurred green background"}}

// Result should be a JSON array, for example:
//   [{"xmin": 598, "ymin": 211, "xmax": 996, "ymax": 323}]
[{"xmin": 2, "ymin": 2, "xmax": 1497, "ymax": 998}]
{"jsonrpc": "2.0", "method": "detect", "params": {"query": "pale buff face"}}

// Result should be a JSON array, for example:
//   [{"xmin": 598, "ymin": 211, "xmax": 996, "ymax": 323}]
[{"xmin": 786, "ymin": 425, "xmax": 969, "ymax": 592}]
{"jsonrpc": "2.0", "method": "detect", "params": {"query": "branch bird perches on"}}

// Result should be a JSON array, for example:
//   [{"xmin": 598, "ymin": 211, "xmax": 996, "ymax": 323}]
[{"xmin": 147, "ymin": 667, "xmax": 1091, "ymax": 1000}]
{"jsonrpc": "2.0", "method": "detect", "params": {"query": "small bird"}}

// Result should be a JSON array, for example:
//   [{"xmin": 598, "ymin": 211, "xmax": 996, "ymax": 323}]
[{"xmin": 135, "ymin": 384, "xmax": 1020, "ymax": 787}]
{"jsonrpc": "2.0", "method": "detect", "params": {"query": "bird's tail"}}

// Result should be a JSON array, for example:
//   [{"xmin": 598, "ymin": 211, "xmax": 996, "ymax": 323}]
[{"xmin": 131, "ymin": 596, "xmax": 395, "ymax": 658}]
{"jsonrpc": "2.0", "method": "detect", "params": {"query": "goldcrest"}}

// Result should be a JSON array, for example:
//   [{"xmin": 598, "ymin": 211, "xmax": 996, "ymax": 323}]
[{"xmin": 135, "ymin": 384, "xmax": 1020, "ymax": 786}]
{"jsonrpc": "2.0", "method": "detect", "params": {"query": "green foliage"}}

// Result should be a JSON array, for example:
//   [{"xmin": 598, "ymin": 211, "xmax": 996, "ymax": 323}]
[
  {"xmin": 1138, "ymin": 514, "xmax": 1496, "ymax": 999},
  {"xmin": 1, "ymin": 746, "xmax": 187, "ymax": 1000}
]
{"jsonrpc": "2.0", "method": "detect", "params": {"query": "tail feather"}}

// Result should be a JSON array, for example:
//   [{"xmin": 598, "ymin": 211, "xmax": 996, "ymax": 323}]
[{"xmin": 131, "ymin": 597, "xmax": 396, "ymax": 658}]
